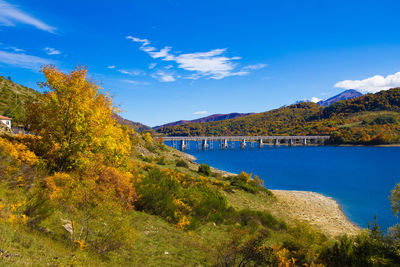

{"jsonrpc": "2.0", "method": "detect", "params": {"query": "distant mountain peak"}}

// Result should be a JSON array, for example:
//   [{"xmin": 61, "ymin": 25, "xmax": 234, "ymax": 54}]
[{"xmin": 317, "ymin": 89, "xmax": 363, "ymax": 107}]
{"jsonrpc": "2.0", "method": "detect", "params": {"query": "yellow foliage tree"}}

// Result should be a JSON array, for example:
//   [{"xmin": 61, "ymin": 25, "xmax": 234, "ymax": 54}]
[{"xmin": 26, "ymin": 65, "xmax": 131, "ymax": 171}]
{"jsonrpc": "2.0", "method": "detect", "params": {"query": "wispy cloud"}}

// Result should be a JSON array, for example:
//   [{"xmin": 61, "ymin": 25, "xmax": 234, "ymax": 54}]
[
  {"xmin": 121, "ymin": 79, "xmax": 150, "ymax": 85},
  {"xmin": 107, "ymin": 65, "xmax": 116, "ymax": 69},
  {"xmin": 335, "ymin": 72, "xmax": 400, "ymax": 93},
  {"xmin": 8, "ymin": 46, "xmax": 24, "ymax": 52},
  {"xmin": 117, "ymin": 69, "xmax": 145, "ymax": 76},
  {"xmin": 0, "ymin": 0, "xmax": 56, "ymax": 33},
  {"xmin": 43, "ymin": 47, "xmax": 61, "ymax": 55},
  {"xmin": 243, "ymin": 63, "xmax": 267, "ymax": 70},
  {"xmin": 151, "ymin": 70, "xmax": 176, "ymax": 82},
  {"xmin": 149, "ymin": 63, "xmax": 157, "ymax": 69},
  {"xmin": 0, "ymin": 50, "xmax": 53, "ymax": 71},
  {"xmin": 126, "ymin": 36, "xmax": 262, "ymax": 80},
  {"xmin": 194, "ymin": 110, "xmax": 208, "ymax": 115}
]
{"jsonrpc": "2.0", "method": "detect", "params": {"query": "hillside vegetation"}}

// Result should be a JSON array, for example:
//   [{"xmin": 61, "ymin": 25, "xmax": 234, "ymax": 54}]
[
  {"xmin": 157, "ymin": 88, "xmax": 400, "ymax": 145},
  {"xmin": 0, "ymin": 76, "xmax": 38, "ymax": 126},
  {"xmin": 1, "ymin": 66, "xmax": 400, "ymax": 266}
]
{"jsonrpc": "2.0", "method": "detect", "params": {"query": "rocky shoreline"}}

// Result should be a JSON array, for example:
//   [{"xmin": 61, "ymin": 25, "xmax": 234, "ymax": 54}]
[{"xmin": 272, "ymin": 190, "xmax": 360, "ymax": 237}]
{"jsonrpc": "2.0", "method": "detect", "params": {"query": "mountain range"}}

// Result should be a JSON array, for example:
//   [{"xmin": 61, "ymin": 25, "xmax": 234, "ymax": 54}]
[
  {"xmin": 154, "ymin": 112, "xmax": 254, "ymax": 129},
  {"xmin": 156, "ymin": 89, "xmax": 363, "ymax": 129}
]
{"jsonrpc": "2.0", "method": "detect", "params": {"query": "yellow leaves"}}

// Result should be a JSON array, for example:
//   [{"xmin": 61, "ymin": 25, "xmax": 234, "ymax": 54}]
[
  {"xmin": 7, "ymin": 214, "xmax": 18, "ymax": 223},
  {"xmin": 26, "ymin": 65, "xmax": 132, "ymax": 171},
  {"xmin": 21, "ymin": 214, "xmax": 28, "ymax": 224},
  {"xmin": 177, "ymin": 214, "xmax": 191, "ymax": 229},
  {"xmin": 0, "ymin": 137, "xmax": 38, "ymax": 165},
  {"xmin": 44, "ymin": 172, "xmax": 74, "ymax": 201},
  {"xmin": 142, "ymin": 132, "xmax": 153, "ymax": 143},
  {"xmin": 74, "ymin": 240, "xmax": 87, "ymax": 250}
]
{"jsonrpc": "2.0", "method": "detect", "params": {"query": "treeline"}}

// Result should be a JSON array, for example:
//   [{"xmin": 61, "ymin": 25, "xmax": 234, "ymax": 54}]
[{"xmin": 157, "ymin": 88, "xmax": 400, "ymax": 145}]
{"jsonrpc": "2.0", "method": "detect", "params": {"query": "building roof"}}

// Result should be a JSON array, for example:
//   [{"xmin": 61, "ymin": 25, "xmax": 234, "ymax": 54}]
[{"xmin": 0, "ymin": 115, "xmax": 11, "ymax": 120}]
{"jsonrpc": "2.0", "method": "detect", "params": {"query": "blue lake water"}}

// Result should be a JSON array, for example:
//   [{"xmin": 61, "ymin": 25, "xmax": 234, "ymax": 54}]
[{"xmin": 166, "ymin": 141, "xmax": 400, "ymax": 230}]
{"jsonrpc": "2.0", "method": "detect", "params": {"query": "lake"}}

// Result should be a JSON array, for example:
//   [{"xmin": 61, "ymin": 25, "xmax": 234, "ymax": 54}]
[{"xmin": 165, "ymin": 141, "xmax": 400, "ymax": 230}]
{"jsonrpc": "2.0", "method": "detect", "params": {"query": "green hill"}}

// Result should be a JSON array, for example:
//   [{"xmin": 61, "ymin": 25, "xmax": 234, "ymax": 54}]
[
  {"xmin": 0, "ymin": 76, "xmax": 38, "ymax": 126},
  {"xmin": 156, "ymin": 88, "xmax": 400, "ymax": 145}
]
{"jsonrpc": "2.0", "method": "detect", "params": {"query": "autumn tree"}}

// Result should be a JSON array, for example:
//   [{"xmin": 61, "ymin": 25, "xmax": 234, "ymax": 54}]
[{"xmin": 26, "ymin": 65, "xmax": 131, "ymax": 171}]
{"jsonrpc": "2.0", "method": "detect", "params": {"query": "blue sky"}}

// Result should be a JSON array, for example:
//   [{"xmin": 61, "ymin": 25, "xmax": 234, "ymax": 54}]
[{"xmin": 1, "ymin": 0, "xmax": 400, "ymax": 126}]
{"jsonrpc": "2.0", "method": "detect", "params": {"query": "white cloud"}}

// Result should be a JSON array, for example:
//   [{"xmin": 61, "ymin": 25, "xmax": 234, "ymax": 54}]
[
  {"xmin": 243, "ymin": 63, "xmax": 267, "ymax": 70},
  {"xmin": 164, "ymin": 65, "xmax": 173, "ymax": 69},
  {"xmin": 310, "ymin": 97, "xmax": 322, "ymax": 103},
  {"xmin": 126, "ymin": 36, "xmax": 259, "ymax": 80},
  {"xmin": 0, "ymin": 0, "xmax": 56, "ymax": 33},
  {"xmin": 43, "ymin": 47, "xmax": 61, "ymax": 55},
  {"xmin": 149, "ymin": 63, "xmax": 157, "ymax": 69},
  {"xmin": 121, "ymin": 79, "xmax": 150, "ymax": 85},
  {"xmin": 117, "ymin": 69, "xmax": 145, "ymax": 76},
  {"xmin": 151, "ymin": 70, "xmax": 175, "ymax": 82},
  {"xmin": 194, "ymin": 110, "xmax": 208, "ymax": 115},
  {"xmin": 107, "ymin": 65, "xmax": 116, "ymax": 69},
  {"xmin": 126, "ymin": 36, "xmax": 150, "ymax": 46},
  {"xmin": 0, "ymin": 50, "xmax": 53, "ymax": 71},
  {"xmin": 8, "ymin": 46, "xmax": 24, "ymax": 52},
  {"xmin": 335, "ymin": 72, "xmax": 400, "ymax": 93}
]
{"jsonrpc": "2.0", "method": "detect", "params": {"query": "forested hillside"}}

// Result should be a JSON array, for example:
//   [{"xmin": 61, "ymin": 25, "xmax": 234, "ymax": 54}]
[
  {"xmin": 157, "ymin": 88, "xmax": 400, "ymax": 145},
  {"xmin": 0, "ymin": 76, "xmax": 38, "ymax": 125}
]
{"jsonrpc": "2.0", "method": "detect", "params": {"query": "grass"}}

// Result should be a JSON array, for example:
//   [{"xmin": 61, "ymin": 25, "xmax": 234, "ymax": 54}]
[{"xmin": 0, "ymin": 205, "xmax": 235, "ymax": 266}]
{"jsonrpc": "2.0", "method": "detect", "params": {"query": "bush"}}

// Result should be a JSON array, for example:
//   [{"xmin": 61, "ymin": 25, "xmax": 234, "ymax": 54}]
[
  {"xmin": 198, "ymin": 163, "xmax": 212, "ymax": 176},
  {"xmin": 226, "ymin": 172, "xmax": 273, "ymax": 196},
  {"xmin": 135, "ymin": 167, "xmax": 231, "ymax": 229},
  {"xmin": 234, "ymin": 209, "xmax": 286, "ymax": 231},
  {"xmin": 156, "ymin": 156, "xmax": 167, "ymax": 165},
  {"xmin": 175, "ymin": 159, "xmax": 189, "ymax": 168},
  {"xmin": 370, "ymin": 114, "xmax": 398, "ymax": 125}
]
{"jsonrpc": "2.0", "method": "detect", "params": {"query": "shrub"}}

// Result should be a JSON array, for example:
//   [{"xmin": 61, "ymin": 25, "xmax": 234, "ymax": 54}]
[
  {"xmin": 370, "ymin": 114, "xmax": 398, "ymax": 125},
  {"xmin": 226, "ymin": 172, "xmax": 273, "ymax": 196},
  {"xmin": 234, "ymin": 209, "xmax": 286, "ymax": 231},
  {"xmin": 175, "ymin": 159, "xmax": 189, "ymax": 168},
  {"xmin": 198, "ymin": 163, "xmax": 212, "ymax": 176},
  {"xmin": 156, "ymin": 156, "xmax": 167, "ymax": 165},
  {"xmin": 135, "ymin": 167, "xmax": 232, "ymax": 229}
]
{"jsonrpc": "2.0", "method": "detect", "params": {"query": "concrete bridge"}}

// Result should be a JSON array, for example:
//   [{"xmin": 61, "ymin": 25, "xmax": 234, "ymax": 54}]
[{"xmin": 162, "ymin": 136, "xmax": 331, "ymax": 151}]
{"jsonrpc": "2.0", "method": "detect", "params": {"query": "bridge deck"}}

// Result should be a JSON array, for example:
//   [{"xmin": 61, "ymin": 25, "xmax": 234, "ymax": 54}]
[{"xmin": 162, "ymin": 136, "xmax": 330, "ymax": 141}]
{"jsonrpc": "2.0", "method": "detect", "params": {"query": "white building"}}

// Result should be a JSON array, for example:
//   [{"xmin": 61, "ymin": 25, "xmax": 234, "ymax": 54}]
[{"xmin": 0, "ymin": 115, "xmax": 11, "ymax": 128}]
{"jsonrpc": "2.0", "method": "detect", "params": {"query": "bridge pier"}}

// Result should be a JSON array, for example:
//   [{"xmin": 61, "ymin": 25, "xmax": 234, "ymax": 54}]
[
  {"xmin": 289, "ymin": 139, "xmax": 293, "ymax": 146},
  {"xmin": 258, "ymin": 139, "xmax": 264, "ymax": 148},
  {"xmin": 221, "ymin": 139, "xmax": 228, "ymax": 149},
  {"xmin": 274, "ymin": 138, "xmax": 280, "ymax": 147},
  {"xmin": 303, "ymin": 138, "xmax": 307, "ymax": 146},
  {"xmin": 241, "ymin": 139, "xmax": 246, "ymax": 149},
  {"xmin": 180, "ymin": 140, "xmax": 186, "ymax": 151},
  {"xmin": 202, "ymin": 139, "xmax": 209, "ymax": 150}
]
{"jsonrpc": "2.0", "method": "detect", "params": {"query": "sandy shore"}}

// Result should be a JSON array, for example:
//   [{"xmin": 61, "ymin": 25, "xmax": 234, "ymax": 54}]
[{"xmin": 272, "ymin": 190, "xmax": 360, "ymax": 237}]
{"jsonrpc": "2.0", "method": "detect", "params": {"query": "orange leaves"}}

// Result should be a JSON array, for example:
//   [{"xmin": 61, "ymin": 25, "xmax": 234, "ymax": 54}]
[{"xmin": 44, "ymin": 172, "xmax": 74, "ymax": 201}]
